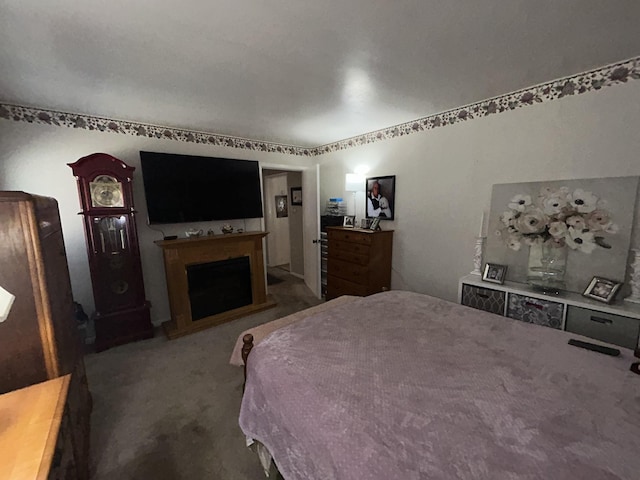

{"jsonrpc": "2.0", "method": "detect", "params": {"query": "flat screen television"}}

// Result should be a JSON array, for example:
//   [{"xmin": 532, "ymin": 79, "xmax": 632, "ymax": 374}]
[{"xmin": 139, "ymin": 151, "xmax": 263, "ymax": 224}]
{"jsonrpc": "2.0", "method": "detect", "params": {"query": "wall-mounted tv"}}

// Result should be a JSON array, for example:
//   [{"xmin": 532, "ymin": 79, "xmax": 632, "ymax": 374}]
[{"xmin": 139, "ymin": 151, "xmax": 263, "ymax": 224}]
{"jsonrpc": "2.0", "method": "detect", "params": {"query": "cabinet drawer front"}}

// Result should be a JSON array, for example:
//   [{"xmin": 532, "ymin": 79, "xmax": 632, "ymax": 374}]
[
  {"xmin": 328, "ymin": 258, "xmax": 369, "ymax": 284},
  {"xmin": 327, "ymin": 229, "xmax": 372, "ymax": 245},
  {"xmin": 330, "ymin": 247, "xmax": 369, "ymax": 266},
  {"xmin": 507, "ymin": 294, "xmax": 564, "ymax": 329},
  {"xmin": 461, "ymin": 284, "xmax": 505, "ymax": 315},
  {"xmin": 329, "ymin": 240, "xmax": 371, "ymax": 257},
  {"xmin": 565, "ymin": 306, "xmax": 640, "ymax": 349},
  {"xmin": 326, "ymin": 275, "xmax": 369, "ymax": 298}
]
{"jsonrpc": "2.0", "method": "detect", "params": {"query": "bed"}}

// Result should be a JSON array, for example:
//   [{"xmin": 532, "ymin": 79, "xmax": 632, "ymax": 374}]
[{"xmin": 237, "ymin": 290, "xmax": 640, "ymax": 479}]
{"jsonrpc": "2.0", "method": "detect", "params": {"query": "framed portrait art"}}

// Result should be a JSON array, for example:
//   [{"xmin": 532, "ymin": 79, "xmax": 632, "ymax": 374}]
[
  {"xmin": 343, "ymin": 215, "xmax": 355, "ymax": 228},
  {"xmin": 482, "ymin": 263, "xmax": 508, "ymax": 284},
  {"xmin": 291, "ymin": 187, "xmax": 302, "ymax": 206},
  {"xmin": 583, "ymin": 276, "xmax": 622, "ymax": 303},
  {"xmin": 275, "ymin": 195, "xmax": 288, "ymax": 218},
  {"xmin": 366, "ymin": 175, "xmax": 396, "ymax": 220}
]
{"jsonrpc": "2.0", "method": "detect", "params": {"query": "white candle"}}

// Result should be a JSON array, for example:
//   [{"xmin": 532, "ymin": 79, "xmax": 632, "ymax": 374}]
[{"xmin": 478, "ymin": 212, "xmax": 485, "ymax": 237}]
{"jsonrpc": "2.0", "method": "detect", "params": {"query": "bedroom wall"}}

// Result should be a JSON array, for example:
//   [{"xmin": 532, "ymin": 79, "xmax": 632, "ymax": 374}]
[
  {"xmin": 0, "ymin": 121, "xmax": 312, "ymax": 324},
  {"xmin": 317, "ymin": 81, "xmax": 640, "ymax": 303}
]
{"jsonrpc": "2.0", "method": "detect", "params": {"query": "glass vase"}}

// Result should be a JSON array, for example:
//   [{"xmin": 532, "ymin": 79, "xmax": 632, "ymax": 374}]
[{"xmin": 527, "ymin": 242, "xmax": 567, "ymax": 293}]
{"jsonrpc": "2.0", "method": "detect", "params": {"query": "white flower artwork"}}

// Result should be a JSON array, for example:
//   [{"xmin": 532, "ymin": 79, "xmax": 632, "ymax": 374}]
[{"xmin": 484, "ymin": 176, "xmax": 639, "ymax": 294}]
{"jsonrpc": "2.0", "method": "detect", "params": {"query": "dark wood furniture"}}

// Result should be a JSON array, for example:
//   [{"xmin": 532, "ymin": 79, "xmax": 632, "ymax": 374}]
[
  {"xmin": 155, "ymin": 232, "xmax": 276, "ymax": 339},
  {"xmin": 326, "ymin": 226, "xmax": 393, "ymax": 300},
  {"xmin": 0, "ymin": 192, "xmax": 91, "ymax": 479},
  {"xmin": 69, "ymin": 153, "xmax": 153, "ymax": 351}
]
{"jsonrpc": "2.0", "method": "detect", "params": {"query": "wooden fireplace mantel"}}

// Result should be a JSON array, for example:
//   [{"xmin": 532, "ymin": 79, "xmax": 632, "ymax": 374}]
[{"xmin": 155, "ymin": 231, "xmax": 276, "ymax": 339}]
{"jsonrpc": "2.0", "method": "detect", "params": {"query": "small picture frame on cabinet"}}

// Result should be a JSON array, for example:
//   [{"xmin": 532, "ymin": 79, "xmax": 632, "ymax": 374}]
[
  {"xmin": 583, "ymin": 276, "xmax": 622, "ymax": 303},
  {"xmin": 482, "ymin": 263, "xmax": 507, "ymax": 284},
  {"xmin": 343, "ymin": 215, "xmax": 356, "ymax": 228},
  {"xmin": 369, "ymin": 217, "xmax": 381, "ymax": 231}
]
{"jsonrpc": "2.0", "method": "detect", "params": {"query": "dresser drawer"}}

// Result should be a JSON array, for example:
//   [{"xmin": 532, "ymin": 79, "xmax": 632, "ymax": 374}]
[
  {"xmin": 328, "ymin": 258, "xmax": 369, "ymax": 284},
  {"xmin": 327, "ymin": 229, "xmax": 372, "ymax": 245},
  {"xmin": 507, "ymin": 294, "xmax": 564, "ymax": 329},
  {"xmin": 330, "ymin": 247, "xmax": 370, "ymax": 266},
  {"xmin": 461, "ymin": 284, "xmax": 505, "ymax": 315},
  {"xmin": 326, "ymin": 275, "xmax": 370, "ymax": 299},
  {"xmin": 329, "ymin": 240, "xmax": 371, "ymax": 258},
  {"xmin": 565, "ymin": 306, "xmax": 640, "ymax": 349}
]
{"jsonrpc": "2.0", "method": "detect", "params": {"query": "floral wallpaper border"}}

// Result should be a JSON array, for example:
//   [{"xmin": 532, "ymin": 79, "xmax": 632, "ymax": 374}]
[{"xmin": 1, "ymin": 56, "xmax": 638, "ymax": 156}]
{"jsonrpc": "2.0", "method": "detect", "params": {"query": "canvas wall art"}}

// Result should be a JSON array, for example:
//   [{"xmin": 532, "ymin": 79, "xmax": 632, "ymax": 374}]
[{"xmin": 484, "ymin": 176, "xmax": 639, "ymax": 294}]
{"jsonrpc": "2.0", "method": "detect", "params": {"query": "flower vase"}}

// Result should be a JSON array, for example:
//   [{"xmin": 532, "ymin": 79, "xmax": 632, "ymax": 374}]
[{"xmin": 527, "ymin": 242, "xmax": 567, "ymax": 292}]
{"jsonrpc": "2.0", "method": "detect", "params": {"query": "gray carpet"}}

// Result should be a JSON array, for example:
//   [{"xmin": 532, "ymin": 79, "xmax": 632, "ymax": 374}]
[{"xmin": 85, "ymin": 268, "xmax": 322, "ymax": 479}]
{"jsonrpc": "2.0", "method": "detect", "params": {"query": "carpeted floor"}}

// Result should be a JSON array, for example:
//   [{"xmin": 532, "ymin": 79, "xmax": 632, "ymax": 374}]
[{"xmin": 85, "ymin": 268, "xmax": 322, "ymax": 479}]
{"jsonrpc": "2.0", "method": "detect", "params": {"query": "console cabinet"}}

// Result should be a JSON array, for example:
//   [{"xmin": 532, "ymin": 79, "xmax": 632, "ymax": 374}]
[
  {"xmin": 0, "ymin": 192, "xmax": 91, "ymax": 478},
  {"xmin": 326, "ymin": 227, "xmax": 393, "ymax": 300},
  {"xmin": 460, "ymin": 274, "xmax": 640, "ymax": 349}
]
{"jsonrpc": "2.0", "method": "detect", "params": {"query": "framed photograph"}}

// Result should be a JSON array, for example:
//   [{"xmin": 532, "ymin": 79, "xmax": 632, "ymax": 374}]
[
  {"xmin": 583, "ymin": 276, "xmax": 622, "ymax": 303},
  {"xmin": 343, "ymin": 215, "xmax": 355, "ymax": 228},
  {"xmin": 360, "ymin": 218, "xmax": 370, "ymax": 229},
  {"xmin": 275, "ymin": 195, "xmax": 288, "ymax": 218},
  {"xmin": 366, "ymin": 175, "xmax": 396, "ymax": 220},
  {"xmin": 482, "ymin": 263, "xmax": 507, "ymax": 284},
  {"xmin": 290, "ymin": 187, "xmax": 302, "ymax": 206},
  {"xmin": 369, "ymin": 217, "xmax": 381, "ymax": 231}
]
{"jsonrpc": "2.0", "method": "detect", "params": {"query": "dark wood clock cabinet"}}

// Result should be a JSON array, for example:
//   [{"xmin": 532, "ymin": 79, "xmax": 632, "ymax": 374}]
[{"xmin": 69, "ymin": 153, "xmax": 153, "ymax": 351}]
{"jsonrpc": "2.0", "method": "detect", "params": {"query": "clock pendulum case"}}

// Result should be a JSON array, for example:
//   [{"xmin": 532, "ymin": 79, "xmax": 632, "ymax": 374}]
[{"xmin": 69, "ymin": 153, "xmax": 153, "ymax": 351}]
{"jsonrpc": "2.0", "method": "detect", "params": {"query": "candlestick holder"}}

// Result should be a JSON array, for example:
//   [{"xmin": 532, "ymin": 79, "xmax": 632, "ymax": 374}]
[
  {"xmin": 624, "ymin": 248, "xmax": 640, "ymax": 304},
  {"xmin": 471, "ymin": 236, "xmax": 486, "ymax": 275}
]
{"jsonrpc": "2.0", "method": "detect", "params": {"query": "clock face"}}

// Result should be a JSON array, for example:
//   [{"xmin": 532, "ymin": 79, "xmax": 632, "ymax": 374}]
[{"xmin": 90, "ymin": 175, "xmax": 124, "ymax": 208}]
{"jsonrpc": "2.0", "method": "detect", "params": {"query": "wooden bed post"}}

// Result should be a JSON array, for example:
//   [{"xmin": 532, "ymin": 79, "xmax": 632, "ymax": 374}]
[{"xmin": 242, "ymin": 333, "xmax": 254, "ymax": 388}]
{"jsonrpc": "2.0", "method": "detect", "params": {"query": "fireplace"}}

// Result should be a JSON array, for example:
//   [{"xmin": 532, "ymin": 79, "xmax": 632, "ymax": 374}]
[
  {"xmin": 187, "ymin": 256, "xmax": 252, "ymax": 320},
  {"xmin": 156, "ymin": 231, "xmax": 276, "ymax": 339}
]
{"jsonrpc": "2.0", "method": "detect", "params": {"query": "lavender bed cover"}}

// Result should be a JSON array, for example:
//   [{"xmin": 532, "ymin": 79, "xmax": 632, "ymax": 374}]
[{"xmin": 239, "ymin": 291, "xmax": 640, "ymax": 480}]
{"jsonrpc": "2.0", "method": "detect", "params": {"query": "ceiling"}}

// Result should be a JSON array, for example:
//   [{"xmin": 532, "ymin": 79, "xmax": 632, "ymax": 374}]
[{"xmin": 1, "ymin": 1, "xmax": 639, "ymax": 147}]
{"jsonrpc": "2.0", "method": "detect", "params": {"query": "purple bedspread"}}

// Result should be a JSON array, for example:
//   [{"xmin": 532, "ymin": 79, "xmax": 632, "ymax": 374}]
[{"xmin": 239, "ymin": 291, "xmax": 640, "ymax": 479}]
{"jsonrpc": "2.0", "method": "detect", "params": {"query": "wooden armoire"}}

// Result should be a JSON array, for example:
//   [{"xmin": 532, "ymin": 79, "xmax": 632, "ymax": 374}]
[{"xmin": 0, "ymin": 191, "xmax": 91, "ymax": 478}]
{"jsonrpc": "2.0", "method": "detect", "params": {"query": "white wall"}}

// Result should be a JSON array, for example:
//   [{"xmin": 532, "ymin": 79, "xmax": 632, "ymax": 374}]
[
  {"xmin": 0, "ymin": 121, "xmax": 311, "ymax": 324},
  {"xmin": 318, "ymin": 81, "xmax": 640, "ymax": 302}
]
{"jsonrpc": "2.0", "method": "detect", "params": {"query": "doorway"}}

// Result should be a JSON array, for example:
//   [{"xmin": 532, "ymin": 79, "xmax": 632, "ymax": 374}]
[{"xmin": 262, "ymin": 169, "xmax": 304, "ymax": 277}]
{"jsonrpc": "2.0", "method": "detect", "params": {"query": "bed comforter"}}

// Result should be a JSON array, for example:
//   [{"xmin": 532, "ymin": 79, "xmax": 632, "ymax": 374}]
[{"xmin": 239, "ymin": 291, "xmax": 640, "ymax": 479}]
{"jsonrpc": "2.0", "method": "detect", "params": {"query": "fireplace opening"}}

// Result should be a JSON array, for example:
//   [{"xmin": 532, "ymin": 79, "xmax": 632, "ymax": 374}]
[{"xmin": 187, "ymin": 256, "xmax": 253, "ymax": 321}]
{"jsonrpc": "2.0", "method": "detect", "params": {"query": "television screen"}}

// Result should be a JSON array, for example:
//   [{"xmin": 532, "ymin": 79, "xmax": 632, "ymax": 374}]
[{"xmin": 139, "ymin": 151, "xmax": 263, "ymax": 224}]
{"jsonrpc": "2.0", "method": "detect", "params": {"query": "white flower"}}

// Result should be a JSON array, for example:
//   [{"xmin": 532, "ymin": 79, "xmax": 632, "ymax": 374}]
[
  {"xmin": 586, "ymin": 210, "xmax": 612, "ymax": 232},
  {"xmin": 506, "ymin": 235, "xmax": 522, "ymax": 251},
  {"xmin": 548, "ymin": 221, "xmax": 568, "ymax": 238},
  {"xmin": 567, "ymin": 189, "xmax": 598, "ymax": 213},
  {"xmin": 515, "ymin": 208, "xmax": 548, "ymax": 234},
  {"xmin": 566, "ymin": 215, "xmax": 587, "ymax": 231},
  {"xmin": 565, "ymin": 227, "xmax": 597, "ymax": 253},
  {"xmin": 500, "ymin": 210, "xmax": 516, "ymax": 226},
  {"xmin": 541, "ymin": 195, "xmax": 567, "ymax": 215},
  {"xmin": 508, "ymin": 194, "xmax": 532, "ymax": 212}
]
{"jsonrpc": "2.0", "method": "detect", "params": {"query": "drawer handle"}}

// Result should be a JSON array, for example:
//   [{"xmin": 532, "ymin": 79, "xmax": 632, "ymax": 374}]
[
  {"xmin": 525, "ymin": 301, "xmax": 543, "ymax": 310},
  {"xmin": 590, "ymin": 316, "xmax": 613, "ymax": 325},
  {"xmin": 476, "ymin": 293, "xmax": 489, "ymax": 299}
]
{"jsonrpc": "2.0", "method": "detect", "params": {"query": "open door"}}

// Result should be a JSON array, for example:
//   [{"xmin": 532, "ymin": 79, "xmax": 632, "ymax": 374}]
[{"xmin": 302, "ymin": 163, "xmax": 321, "ymax": 298}]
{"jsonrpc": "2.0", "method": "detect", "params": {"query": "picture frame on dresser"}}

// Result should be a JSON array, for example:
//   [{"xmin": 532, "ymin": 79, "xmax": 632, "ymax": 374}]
[
  {"xmin": 482, "ymin": 263, "xmax": 507, "ymax": 284},
  {"xmin": 343, "ymin": 215, "xmax": 355, "ymax": 227},
  {"xmin": 583, "ymin": 276, "xmax": 622, "ymax": 304},
  {"xmin": 369, "ymin": 217, "xmax": 381, "ymax": 231}
]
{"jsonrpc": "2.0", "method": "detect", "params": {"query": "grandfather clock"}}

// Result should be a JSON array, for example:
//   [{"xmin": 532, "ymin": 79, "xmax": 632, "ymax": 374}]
[{"xmin": 69, "ymin": 153, "xmax": 153, "ymax": 351}]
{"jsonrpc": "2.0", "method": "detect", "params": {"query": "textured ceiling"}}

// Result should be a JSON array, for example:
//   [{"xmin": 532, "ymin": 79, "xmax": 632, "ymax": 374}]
[{"xmin": 1, "ymin": 0, "xmax": 639, "ymax": 147}]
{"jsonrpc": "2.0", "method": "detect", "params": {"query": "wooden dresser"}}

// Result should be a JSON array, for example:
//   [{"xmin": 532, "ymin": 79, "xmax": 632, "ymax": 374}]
[
  {"xmin": 0, "ymin": 192, "xmax": 91, "ymax": 478},
  {"xmin": 326, "ymin": 227, "xmax": 393, "ymax": 300},
  {"xmin": 0, "ymin": 375, "xmax": 79, "ymax": 479}
]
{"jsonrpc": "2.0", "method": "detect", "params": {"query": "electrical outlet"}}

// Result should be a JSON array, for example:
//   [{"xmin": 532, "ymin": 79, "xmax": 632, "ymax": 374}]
[{"xmin": 0, "ymin": 286, "xmax": 15, "ymax": 322}]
